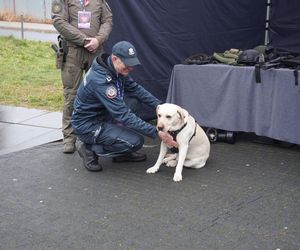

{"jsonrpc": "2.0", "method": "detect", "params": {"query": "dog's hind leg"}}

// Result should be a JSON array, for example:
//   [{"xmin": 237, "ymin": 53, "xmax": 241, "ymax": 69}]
[
  {"xmin": 184, "ymin": 158, "xmax": 207, "ymax": 168},
  {"xmin": 165, "ymin": 160, "xmax": 177, "ymax": 167},
  {"xmin": 163, "ymin": 153, "xmax": 177, "ymax": 161},
  {"xmin": 163, "ymin": 153, "xmax": 177, "ymax": 167}
]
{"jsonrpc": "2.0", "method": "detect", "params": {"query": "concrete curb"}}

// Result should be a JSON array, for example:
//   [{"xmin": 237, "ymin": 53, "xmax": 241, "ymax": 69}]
[{"xmin": 0, "ymin": 21, "xmax": 57, "ymax": 33}]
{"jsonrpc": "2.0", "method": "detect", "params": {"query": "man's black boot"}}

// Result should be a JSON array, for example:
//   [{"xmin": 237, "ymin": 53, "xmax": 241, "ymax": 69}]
[
  {"xmin": 112, "ymin": 152, "xmax": 147, "ymax": 163},
  {"xmin": 76, "ymin": 142, "xmax": 103, "ymax": 172}
]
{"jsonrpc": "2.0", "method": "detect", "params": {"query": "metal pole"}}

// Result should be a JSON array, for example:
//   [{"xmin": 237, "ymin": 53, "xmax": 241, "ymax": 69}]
[
  {"xmin": 43, "ymin": 0, "xmax": 47, "ymax": 20},
  {"xmin": 264, "ymin": 0, "xmax": 271, "ymax": 45},
  {"xmin": 20, "ymin": 15, "xmax": 24, "ymax": 40},
  {"xmin": 13, "ymin": 0, "xmax": 16, "ymax": 16}
]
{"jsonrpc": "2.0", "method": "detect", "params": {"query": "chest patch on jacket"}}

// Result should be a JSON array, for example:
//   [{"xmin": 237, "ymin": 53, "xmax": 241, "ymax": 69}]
[{"xmin": 106, "ymin": 86, "xmax": 117, "ymax": 99}]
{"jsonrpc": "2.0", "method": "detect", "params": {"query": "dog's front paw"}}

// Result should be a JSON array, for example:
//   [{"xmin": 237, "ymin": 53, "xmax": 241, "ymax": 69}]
[
  {"xmin": 173, "ymin": 173, "xmax": 183, "ymax": 182},
  {"xmin": 146, "ymin": 166, "xmax": 159, "ymax": 174}
]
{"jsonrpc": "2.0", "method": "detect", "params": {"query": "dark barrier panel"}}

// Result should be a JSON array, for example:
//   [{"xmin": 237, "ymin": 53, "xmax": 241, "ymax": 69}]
[
  {"xmin": 105, "ymin": 0, "xmax": 266, "ymax": 119},
  {"xmin": 268, "ymin": 0, "xmax": 300, "ymax": 53}
]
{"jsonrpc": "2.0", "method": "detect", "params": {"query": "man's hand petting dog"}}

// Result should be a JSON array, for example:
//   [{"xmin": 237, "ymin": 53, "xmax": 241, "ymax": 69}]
[{"xmin": 158, "ymin": 131, "xmax": 178, "ymax": 148}]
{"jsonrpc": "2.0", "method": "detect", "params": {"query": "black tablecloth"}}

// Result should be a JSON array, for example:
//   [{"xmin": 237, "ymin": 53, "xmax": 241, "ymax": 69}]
[{"xmin": 166, "ymin": 64, "xmax": 300, "ymax": 145}]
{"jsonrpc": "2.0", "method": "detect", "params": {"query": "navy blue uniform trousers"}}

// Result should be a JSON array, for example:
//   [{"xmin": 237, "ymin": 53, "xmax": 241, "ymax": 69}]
[{"xmin": 76, "ymin": 96, "xmax": 145, "ymax": 157}]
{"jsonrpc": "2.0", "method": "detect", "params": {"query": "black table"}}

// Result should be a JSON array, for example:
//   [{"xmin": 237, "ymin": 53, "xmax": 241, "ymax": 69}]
[{"xmin": 166, "ymin": 64, "xmax": 300, "ymax": 145}]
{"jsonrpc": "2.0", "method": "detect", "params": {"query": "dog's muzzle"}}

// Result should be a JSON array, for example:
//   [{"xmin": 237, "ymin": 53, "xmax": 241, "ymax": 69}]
[{"xmin": 157, "ymin": 126, "xmax": 164, "ymax": 131}]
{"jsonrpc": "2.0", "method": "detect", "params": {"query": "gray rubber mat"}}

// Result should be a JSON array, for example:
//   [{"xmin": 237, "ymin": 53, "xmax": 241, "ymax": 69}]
[
  {"xmin": 0, "ymin": 135, "xmax": 299, "ymax": 249},
  {"xmin": 0, "ymin": 105, "xmax": 62, "ymax": 156}
]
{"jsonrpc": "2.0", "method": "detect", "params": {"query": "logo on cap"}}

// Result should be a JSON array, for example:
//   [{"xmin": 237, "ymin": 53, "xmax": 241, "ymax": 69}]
[{"xmin": 128, "ymin": 48, "xmax": 135, "ymax": 56}]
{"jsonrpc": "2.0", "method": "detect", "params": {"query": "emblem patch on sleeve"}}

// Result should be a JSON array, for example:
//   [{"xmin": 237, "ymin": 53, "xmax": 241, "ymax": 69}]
[
  {"xmin": 106, "ymin": 86, "xmax": 117, "ymax": 99},
  {"xmin": 52, "ymin": 1, "xmax": 62, "ymax": 13}
]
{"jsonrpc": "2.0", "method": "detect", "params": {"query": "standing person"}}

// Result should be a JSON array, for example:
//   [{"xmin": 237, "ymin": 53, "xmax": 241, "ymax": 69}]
[
  {"xmin": 51, "ymin": 0, "xmax": 113, "ymax": 153},
  {"xmin": 71, "ymin": 41, "xmax": 177, "ymax": 171}
]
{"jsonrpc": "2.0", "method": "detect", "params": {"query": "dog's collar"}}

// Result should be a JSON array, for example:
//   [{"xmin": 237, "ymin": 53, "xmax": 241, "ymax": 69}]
[
  {"xmin": 168, "ymin": 123, "xmax": 187, "ymax": 141},
  {"xmin": 169, "ymin": 121, "xmax": 197, "ymax": 153}
]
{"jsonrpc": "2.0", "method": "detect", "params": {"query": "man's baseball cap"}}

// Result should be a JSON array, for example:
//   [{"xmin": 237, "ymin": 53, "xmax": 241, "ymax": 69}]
[{"xmin": 112, "ymin": 41, "xmax": 141, "ymax": 67}]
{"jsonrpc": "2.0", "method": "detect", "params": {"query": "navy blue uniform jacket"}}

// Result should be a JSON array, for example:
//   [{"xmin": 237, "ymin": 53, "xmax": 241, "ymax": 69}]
[{"xmin": 72, "ymin": 53, "xmax": 161, "ymax": 138}]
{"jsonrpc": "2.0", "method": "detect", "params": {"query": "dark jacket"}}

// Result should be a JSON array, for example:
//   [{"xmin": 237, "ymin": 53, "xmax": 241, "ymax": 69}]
[
  {"xmin": 51, "ymin": 0, "xmax": 113, "ymax": 46},
  {"xmin": 71, "ymin": 53, "xmax": 161, "ymax": 138}
]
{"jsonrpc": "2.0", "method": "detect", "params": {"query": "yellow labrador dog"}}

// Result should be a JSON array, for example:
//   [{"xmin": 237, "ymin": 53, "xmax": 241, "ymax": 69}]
[{"xmin": 146, "ymin": 103, "xmax": 210, "ymax": 182}]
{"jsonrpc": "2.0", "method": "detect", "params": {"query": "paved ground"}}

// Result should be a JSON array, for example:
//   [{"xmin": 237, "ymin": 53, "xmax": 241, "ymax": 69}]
[
  {"xmin": 0, "ymin": 105, "xmax": 62, "ymax": 156},
  {"xmin": 0, "ymin": 132, "xmax": 299, "ymax": 249}
]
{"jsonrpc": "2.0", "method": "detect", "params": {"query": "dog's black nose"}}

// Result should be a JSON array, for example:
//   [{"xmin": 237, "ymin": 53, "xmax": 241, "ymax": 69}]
[{"xmin": 157, "ymin": 126, "xmax": 163, "ymax": 131}]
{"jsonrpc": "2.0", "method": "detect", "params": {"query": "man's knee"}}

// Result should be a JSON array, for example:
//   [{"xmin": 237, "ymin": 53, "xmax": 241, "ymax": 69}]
[
  {"xmin": 109, "ymin": 130, "xmax": 144, "ymax": 154},
  {"xmin": 129, "ymin": 132, "xmax": 144, "ymax": 151},
  {"xmin": 94, "ymin": 128, "xmax": 144, "ymax": 157}
]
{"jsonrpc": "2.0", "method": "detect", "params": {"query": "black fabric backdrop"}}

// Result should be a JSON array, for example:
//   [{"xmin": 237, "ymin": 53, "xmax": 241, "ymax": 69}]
[
  {"xmin": 268, "ymin": 0, "xmax": 300, "ymax": 53},
  {"xmin": 104, "ymin": 0, "xmax": 300, "ymax": 120}
]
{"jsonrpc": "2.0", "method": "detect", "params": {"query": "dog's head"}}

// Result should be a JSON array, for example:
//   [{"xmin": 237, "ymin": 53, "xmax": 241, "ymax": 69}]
[{"xmin": 156, "ymin": 103, "xmax": 189, "ymax": 132}]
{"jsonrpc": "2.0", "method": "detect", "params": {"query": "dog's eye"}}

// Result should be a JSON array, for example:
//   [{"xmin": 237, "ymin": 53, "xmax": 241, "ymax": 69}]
[
  {"xmin": 166, "ymin": 115, "xmax": 172, "ymax": 119},
  {"xmin": 157, "ymin": 114, "xmax": 161, "ymax": 118}
]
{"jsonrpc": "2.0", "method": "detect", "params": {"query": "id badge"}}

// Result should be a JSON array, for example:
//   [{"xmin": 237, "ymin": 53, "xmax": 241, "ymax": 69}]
[{"xmin": 78, "ymin": 11, "xmax": 91, "ymax": 29}]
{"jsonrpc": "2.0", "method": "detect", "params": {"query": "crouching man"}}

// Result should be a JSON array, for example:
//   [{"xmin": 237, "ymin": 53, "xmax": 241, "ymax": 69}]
[{"xmin": 71, "ymin": 41, "xmax": 176, "ymax": 171}]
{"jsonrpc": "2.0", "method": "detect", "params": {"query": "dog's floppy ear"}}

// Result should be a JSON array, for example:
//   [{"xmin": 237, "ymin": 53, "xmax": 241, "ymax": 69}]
[
  {"xmin": 156, "ymin": 104, "xmax": 161, "ymax": 114},
  {"xmin": 177, "ymin": 108, "xmax": 189, "ymax": 123}
]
